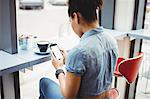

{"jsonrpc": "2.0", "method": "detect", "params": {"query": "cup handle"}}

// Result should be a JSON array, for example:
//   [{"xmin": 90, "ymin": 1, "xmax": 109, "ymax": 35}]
[{"xmin": 48, "ymin": 43, "xmax": 52, "ymax": 48}]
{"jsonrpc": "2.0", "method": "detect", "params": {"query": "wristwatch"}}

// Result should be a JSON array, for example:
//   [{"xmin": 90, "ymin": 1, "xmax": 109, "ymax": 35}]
[{"xmin": 55, "ymin": 69, "xmax": 65, "ymax": 79}]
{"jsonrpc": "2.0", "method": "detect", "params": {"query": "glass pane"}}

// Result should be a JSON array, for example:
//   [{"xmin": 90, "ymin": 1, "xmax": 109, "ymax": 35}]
[
  {"xmin": 136, "ymin": 0, "xmax": 150, "ymax": 98},
  {"xmin": 16, "ymin": 0, "xmax": 79, "ymax": 99},
  {"xmin": 16, "ymin": 0, "xmax": 79, "ymax": 51}
]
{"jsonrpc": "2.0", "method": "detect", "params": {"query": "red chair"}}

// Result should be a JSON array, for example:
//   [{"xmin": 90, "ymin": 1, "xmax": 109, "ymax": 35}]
[
  {"xmin": 114, "ymin": 52, "xmax": 144, "ymax": 83},
  {"xmin": 114, "ymin": 57, "xmax": 125, "ymax": 76}
]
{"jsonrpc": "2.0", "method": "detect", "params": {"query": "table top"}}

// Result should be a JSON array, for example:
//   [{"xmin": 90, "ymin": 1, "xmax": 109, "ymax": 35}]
[
  {"xmin": 0, "ymin": 49, "xmax": 51, "ymax": 76},
  {"xmin": 14, "ymin": 49, "xmax": 51, "ymax": 66},
  {"xmin": 128, "ymin": 29, "xmax": 150, "ymax": 40},
  {"xmin": 0, "ymin": 51, "xmax": 28, "ymax": 75},
  {"xmin": 0, "ymin": 29, "xmax": 150, "ymax": 76},
  {"xmin": 104, "ymin": 28, "xmax": 127, "ymax": 39}
]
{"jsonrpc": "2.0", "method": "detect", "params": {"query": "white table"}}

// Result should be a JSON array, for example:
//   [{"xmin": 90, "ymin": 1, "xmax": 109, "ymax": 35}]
[{"xmin": 0, "ymin": 50, "xmax": 51, "ymax": 99}]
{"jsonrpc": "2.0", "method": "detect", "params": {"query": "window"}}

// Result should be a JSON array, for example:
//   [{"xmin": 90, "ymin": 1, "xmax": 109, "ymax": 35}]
[
  {"xmin": 16, "ymin": 0, "xmax": 79, "ymax": 98},
  {"xmin": 136, "ymin": 0, "xmax": 150, "ymax": 98},
  {"xmin": 16, "ymin": 0, "xmax": 79, "ymax": 51}
]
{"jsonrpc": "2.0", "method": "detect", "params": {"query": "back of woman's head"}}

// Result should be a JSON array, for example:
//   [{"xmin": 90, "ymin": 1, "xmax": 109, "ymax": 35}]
[{"xmin": 68, "ymin": 0, "xmax": 103, "ymax": 23}]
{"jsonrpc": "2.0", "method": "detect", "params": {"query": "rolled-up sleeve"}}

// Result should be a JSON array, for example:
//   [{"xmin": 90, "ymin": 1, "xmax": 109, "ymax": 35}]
[{"xmin": 65, "ymin": 48, "xmax": 86, "ymax": 76}]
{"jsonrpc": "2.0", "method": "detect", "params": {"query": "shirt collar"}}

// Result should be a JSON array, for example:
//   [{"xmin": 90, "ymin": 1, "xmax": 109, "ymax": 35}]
[{"xmin": 80, "ymin": 26, "xmax": 103, "ymax": 41}]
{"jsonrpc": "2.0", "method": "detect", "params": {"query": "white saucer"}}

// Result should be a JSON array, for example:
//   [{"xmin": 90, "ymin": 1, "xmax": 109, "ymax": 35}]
[{"xmin": 34, "ymin": 49, "xmax": 50, "ymax": 55}]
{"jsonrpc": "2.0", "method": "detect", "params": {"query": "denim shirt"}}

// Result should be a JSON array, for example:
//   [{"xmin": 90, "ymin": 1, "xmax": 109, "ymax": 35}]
[{"xmin": 65, "ymin": 27, "xmax": 119, "ymax": 98}]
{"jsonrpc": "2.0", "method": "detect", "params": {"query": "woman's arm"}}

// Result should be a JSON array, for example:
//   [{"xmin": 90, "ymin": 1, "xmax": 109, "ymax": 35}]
[
  {"xmin": 51, "ymin": 50, "xmax": 81, "ymax": 99},
  {"xmin": 58, "ymin": 72, "xmax": 81, "ymax": 99}
]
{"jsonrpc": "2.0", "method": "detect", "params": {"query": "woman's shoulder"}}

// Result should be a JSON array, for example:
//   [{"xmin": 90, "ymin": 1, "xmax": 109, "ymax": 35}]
[{"xmin": 68, "ymin": 46, "xmax": 87, "ymax": 58}]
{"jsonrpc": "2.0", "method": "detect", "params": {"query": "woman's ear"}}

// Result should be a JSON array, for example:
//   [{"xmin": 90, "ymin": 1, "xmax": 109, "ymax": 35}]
[{"xmin": 72, "ymin": 12, "xmax": 79, "ymax": 24}]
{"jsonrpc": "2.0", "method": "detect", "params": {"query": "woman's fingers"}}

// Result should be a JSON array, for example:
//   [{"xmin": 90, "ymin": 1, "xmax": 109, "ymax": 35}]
[{"xmin": 60, "ymin": 49, "xmax": 67, "ymax": 57}]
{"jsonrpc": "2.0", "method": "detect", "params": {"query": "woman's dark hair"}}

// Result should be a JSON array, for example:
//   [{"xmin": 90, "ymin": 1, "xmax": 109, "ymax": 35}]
[{"xmin": 68, "ymin": 0, "xmax": 103, "ymax": 23}]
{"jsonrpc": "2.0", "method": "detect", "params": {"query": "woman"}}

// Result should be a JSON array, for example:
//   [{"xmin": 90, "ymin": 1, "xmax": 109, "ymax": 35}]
[{"xmin": 39, "ymin": 0, "xmax": 119, "ymax": 99}]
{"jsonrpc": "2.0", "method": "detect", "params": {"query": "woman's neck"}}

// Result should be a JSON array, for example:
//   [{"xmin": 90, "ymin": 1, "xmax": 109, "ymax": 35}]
[{"xmin": 80, "ymin": 21, "xmax": 99, "ymax": 37}]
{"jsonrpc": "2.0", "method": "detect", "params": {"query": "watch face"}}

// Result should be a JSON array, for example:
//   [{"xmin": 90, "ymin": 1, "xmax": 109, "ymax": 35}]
[{"xmin": 55, "ymin": 69, "xmax": 65, "ymax": 79}]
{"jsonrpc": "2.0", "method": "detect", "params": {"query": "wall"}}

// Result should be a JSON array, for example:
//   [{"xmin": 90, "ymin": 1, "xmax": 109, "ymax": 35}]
[
  {"xmin": 101, "ymin": 0, "xmax": 115, "ymax": 29},
  {"xmin": 0, "ymin": 0, "xmax": 17, "ymax": 54},
  {"xmin": 0, "ymin": 1, "xmax": 2, "ymax": 50},
  {"xmin": 1, "ymin": 0, "xmax": 13, "ymax": 53},
  {"xmin": 136, "ymin": 0, "xmax": 146, "ymax": 29},
  {"xmin": 114, "ymin": 0, "xmax": 135, "ymax": 31}
]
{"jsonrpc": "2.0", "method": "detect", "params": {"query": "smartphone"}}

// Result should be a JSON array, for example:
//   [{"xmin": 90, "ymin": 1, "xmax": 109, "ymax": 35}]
[{"xmin": 50, "ymin": 43, "xmax": 63, "ymax": 60}]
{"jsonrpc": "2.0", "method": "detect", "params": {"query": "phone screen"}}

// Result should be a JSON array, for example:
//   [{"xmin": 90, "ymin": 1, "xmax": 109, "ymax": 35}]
[{"xmin": 50, "ymin": 44, "xmax": 63, "ymax": 60}]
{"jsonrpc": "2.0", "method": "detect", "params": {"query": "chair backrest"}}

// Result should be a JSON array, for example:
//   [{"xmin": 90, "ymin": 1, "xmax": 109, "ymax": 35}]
[
  {"xmin": 114, "ymin": 57, "xmax": 125, "ymax": 76},
  {"xmin": 118, "ymin": 52, "xmax": 144, "ymax": 83}
]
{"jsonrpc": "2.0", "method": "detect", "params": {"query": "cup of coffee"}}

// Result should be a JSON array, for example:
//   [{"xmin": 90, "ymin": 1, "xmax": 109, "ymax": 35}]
[{"xmin": 37, "ymin": 41, "xmax": 50, "ymax": 52}]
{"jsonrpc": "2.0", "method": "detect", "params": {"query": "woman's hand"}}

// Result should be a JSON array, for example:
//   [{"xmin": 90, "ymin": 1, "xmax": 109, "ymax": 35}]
[
  {"xmin": 60, "ymin": 49, "xmax": 68, "ymax": 64},
  {"xmin": 51, "ymin": 49, "xmax": 68, "ymax": 69},
  {"xmin": 51, "ymin": 56, "xmax": 64, "ymax": 69}
]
